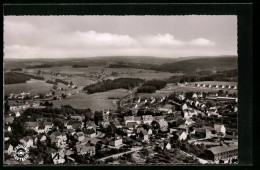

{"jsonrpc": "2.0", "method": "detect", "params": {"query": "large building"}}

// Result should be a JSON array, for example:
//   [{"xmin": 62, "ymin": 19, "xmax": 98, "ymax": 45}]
[{"xmin": 204, "ymin": 144, "xmax": 238, "ymax": 163}]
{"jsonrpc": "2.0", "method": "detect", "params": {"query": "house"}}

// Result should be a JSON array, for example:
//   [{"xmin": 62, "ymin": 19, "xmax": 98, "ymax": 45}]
[
  {"xmin": 9, "ymin": 106, "xmax": 19, "ymax": 111},
  {"xmin": 179, "ymin": 132, "xmax": 188, "ymax": 141},
  {"xmin": 126, "ymin": 122, "xmax": 138, "ymax": 130},
  {"xmin": 185, "ymin": 119, "xmax": 195, "ymax": 126},
  {"xmin": 66, "ymin": 120, "xmax": 82, "ymax": 130},
  {"xmin": 40, "ymin": 135, "xmax": 47, "ymax": 142},
  {"xmin": 158, "ymin": 104, "xmax": 173, "ymax": 114},
  {"xmin": 85, "ymin": 121, "xmax": 97, "ymax": 131},
  {"xmin": 134, "ymin": 116, "xmax": 142, "ymax": 124},
  {"xmin": 177, "ymin": 124, "xmax": 188, "ymax": 133},
  {"xmin": 83, "ymin": 128, "xmax": 96, "ymax": 138},
  {"xmin": 36, "ymin": 125, "xmax": 47, "ymax": 134},
  {"xmin": 73, "ymin": 132, "xmax": 85, "ymax": 142},
  {"xmin": 192, "ymin": 93, "xmax": 198, "ymax": 99},
  {"xmin": 25, "ymin": 122, "xmax": 38, "ymax": 131},
  {"xmin": 51, "ymin": 152, "xmax": 65, "ymax": 164},
  {"xmin": 43, "ymin": 121, "xmax": 54, "ymax": 131},
  {"xmin": 5, "ymin": 126, "xmax": 12, "ymax": 132},
  {"xmin": 148, "ymin": 129, "xmax": 153, "ymax": 135},
  {"xmin": 137, "ymin": 127, "xmax": 149, "ymax": 142},
  {"xmin": 181, "ymin": 103, "xmax": 188, "ymax": 111},
  {"xmin": 204, "ymin": 144, "xmax": 238, "ymax": 162},
  {"xmin": 159, "ymin": 120, "xmax": 168, "ymax": 132},
  {"xmin": 195, "ymin": 101, "xmax": 200, "ymax": 107},
  {"xmin": 20, "ymin": 136, "xmax": 34, "ymax": 148},
  {"xmin": 142, "ymin": 115, "xmax": 153, "ymax": 125},
  {"xmin": 194, "ymin": 128, "xmax": 212, "ymax": 139},
  {"xmin": 124, "ymin": 116, "xmax": 135, "ymax": 125},
  {"xmin": 76, "ymin": 143, "xmax": 95, "ymax": 156},
  {"xmin": 158, "ymin": 142, "xmax": 171, "ymax": 150},
  {"xmin": 4, "ymin": 144, "xmax": 13, "ymax": 155},
  {"xmin": 71, "ymin": 115, "xmax": 85, "ymax": 121},
  {"xmin": 15, "ymin": 111, "xmax": 21, "ymax": 117},
  {"xmin": 50, "ymin": 131, "xmax": 67, "ymax": 144},
  {"xmin": 5, "ymin": 116, "xmax": 14, "ymax": 124},
  {"xmin": 197, "ymin": 92, "xmax": 203, "ymax": 98},
  {"xmin": 109, "ymin": 134, "xmax": 123, "ymax": 147},
  {"xmin": 214, "ymin": 124, "xmax": 226, "ymax": 135},
  {"xmin": 183, "ymin": 109, "xmax": 198, "ymax": 119},
  {"xmin": 154, "ymin": 116, "xmax": 164, "ymax": 122}
]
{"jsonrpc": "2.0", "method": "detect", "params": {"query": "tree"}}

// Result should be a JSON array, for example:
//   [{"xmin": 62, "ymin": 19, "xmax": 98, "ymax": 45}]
[
  {"xmin": 151, "ymin": 121, "xmax": 160, "ymax": 130},
  {"xmin": 94, "ymin": 111, "xmax": 103, "ymax": 125},
  {"xmin": 61, "ymin": 93, "xmax": 66, "ymax": 99}
]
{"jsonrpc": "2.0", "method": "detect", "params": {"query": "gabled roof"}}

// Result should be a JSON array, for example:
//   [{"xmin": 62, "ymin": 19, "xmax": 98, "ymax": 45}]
[
  {"xmin": 207, "ymin": 144, "xmax": 238, "ymax": 154},
  {"xmin": 25, "ymin": 122, "xmax": 38, "ymax": 127},
  {"xmin": 214, "ymin": 124, "xmax": 225, "ymax": 131},
  {"xmin": 83, "ymin": 128, "xmax": 95, "ymax": 135},
  {"xmin": 124, "ymin": 116, "xmax": 134, "ymax": 121},
  {"xmin": 38, "ymin": 125, "xmax": 45, "ymax": 130},
  {"xmin": 142, "ymin": 115, "xmax": 153, "ymax": 121}
]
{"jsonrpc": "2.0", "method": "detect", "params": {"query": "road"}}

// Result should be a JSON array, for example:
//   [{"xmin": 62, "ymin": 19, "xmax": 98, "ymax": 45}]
[
  {"xmin": 178, "ymin": 149, "xmax": 209, "ymax": 164},
  {"xmin": 97, "ymin": 147, "xmax": 143, "ymax": 161}
]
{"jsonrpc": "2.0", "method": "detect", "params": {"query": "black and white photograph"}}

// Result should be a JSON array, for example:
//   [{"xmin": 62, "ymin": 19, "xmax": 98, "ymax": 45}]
[{"xmin": 3, "ymin": 15, "xmax": 240, "ymax": 165}]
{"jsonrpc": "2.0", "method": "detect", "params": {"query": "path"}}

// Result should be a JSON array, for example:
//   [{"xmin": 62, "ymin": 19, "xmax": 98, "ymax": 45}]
[{"xmin": 97, "ymin": 147, "xmax": 143, "ymax": 161}]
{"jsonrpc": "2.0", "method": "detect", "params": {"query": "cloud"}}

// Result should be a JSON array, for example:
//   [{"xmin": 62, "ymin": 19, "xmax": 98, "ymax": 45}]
[
  {"xmin": 189, "ymin": 38, "xmax": 216, "ymax": 46},
  {"xmin": 139, "ymin": 33, "xmax": 184, "ymax": 47},
  {"xmin": 4, "ymin": 19, "xmax": 222, "ymax": 58}
]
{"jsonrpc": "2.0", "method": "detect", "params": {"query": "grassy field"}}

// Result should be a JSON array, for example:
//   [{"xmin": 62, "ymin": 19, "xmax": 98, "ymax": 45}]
[
  {"xmin": 52, "ymin": 89, "xmax": 130, "ymax": 111},
  {"xmin": 32, "ymin": 66, "xmax": 177, "ymax": 81},
  {"xmin": 4, "ymin": 79, "xmax": 53, "ymax": 95}
]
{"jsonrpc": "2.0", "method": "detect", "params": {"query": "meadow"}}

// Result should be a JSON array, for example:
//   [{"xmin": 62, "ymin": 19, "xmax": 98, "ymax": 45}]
[
  {"xmin": 156, "ymin": 83, "xmax": 238, "ymax": 94},
  {"xmin": 4, "ymin": 79, "xmax": 53, "ymax": 95},
  {"xmin": 52, "ymin": 89, "xmax": 130, "ymax": 111}
]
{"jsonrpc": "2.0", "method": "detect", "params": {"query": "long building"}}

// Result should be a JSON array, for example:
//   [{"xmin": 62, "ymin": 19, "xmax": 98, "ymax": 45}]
[{"xmin": 204, "ymin": 144, "xmax": 238, "ymax": 163}]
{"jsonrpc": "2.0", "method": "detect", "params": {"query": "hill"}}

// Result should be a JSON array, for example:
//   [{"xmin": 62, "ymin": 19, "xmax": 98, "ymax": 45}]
[{"xmin": 151, "ymin": 56, "xmax": 237, "ymax": 73}]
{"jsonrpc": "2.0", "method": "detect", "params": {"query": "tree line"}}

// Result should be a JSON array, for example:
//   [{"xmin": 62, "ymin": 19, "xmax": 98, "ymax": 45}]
[
  {"xmin": 4, "ymin": 72, "xmax": 44, "ymax": 84},
  {"xmin": 167, "ymin": 69, "xmax": 237, "ymax": 83},
  {"xmin": 137, "ymin": 80, "xmax": 167, "ymax": 93}
]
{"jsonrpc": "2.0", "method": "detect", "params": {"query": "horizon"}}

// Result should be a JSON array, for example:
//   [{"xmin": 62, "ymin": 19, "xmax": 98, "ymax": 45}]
[
  {"xmin": 4, "ymin": 16, "xmax": 237, "ymax": 59},
  {"xmin": 4, "ymin": 55, "xmax": 238, "ymax": 60}
]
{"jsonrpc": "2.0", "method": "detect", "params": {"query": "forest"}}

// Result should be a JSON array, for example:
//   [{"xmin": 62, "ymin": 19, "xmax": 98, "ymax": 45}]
[
  {"xmin": 167, "ymin": 69, "xmax": 237, "ymax": 83},
  {"xmin": 4, "ymin": 72, "xmax": 44, "ymax": 84},
  {"xmin": 72, "ymin": 64, "xmax": 89, "ymax": 68},
  {"xmin": 137, "ymin": 80, "xmax": 167, "ymax": 93},
  {"xmin": 83, "ymin": 78, "xmax": 144, "ymax": 94}
]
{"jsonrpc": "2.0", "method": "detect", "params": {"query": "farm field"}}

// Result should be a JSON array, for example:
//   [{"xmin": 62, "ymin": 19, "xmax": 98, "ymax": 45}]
[
  {"xmin": 4, "ymin": 79, "xmax": 53, "ymax": 95},
  {"xmin": 31, "ymin": 66, "xmax": 177, "ymax": 80},
  {"xmin": 52, "ymin": 89, "xmax": 130, "ymax": 111}
]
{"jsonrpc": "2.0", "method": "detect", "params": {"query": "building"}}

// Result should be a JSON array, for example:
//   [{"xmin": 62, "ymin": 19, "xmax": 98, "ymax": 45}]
[
  {"xmin": 204, "ymin": 144, "xmax": 238, "ymax": 163},
  {"xmin": 142, "ymin": 115, "xmax": 153, "ymax": 125},
  {"xmin": 214, "ymin": 124, "xmax": 226, "ymax": 135},
  {"xmin": 109, "ymin": 134, "xmax": 122, "ymax": 147}
]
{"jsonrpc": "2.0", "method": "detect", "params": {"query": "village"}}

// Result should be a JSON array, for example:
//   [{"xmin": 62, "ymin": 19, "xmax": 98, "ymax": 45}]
[{"xmin": 4, "ymin": 79, "xmax": 238, "ymax": 165}]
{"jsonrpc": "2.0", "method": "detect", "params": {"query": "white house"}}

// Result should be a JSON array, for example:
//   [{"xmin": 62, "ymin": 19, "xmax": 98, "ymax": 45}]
[
  {"xmin": 214, "ymin": 124, "xmax": 226, "ymax": 135},
  {"xmin": 179, "ymin": 132, "xmax": 188, "ymax": 141},
  {"xmin": 165, "ymin": 143, "xmax": 171, "ymax": 150},
  {"xmin": 181, "ymin": 103, "xmax": 188, "ymax": 111},
  {"xmin": 192, "ymin": 93, "xmax": 198, "ymax": 98},
  {"xmin": 15, "ymin": 111, "xmax": 21, "ymax": 117}
]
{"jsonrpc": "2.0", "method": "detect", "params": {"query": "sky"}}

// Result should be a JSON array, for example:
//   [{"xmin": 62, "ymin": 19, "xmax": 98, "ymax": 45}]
[{"xmin": 4, "ymin": 15, "xmax": 237, "ymax": 59}]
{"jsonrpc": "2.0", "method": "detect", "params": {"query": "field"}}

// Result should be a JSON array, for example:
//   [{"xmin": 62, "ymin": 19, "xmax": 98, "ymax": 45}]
[
  {"xmin": 4, "ymin": 79, "xmax": 53, "ymax": 95},
  {"xmin": 156, "ymin": 83, "xmax": 237, "ymax": 94},
  {"xmin": 52, "ymin": 89, "xmax": 130, "ymax": 111},
  {"xmin": 31, "ymin": 66, "xmax": 177, "ymax": 81},
  {"xmin": 189, "ymin": 81, "xmax": 237, "ymax": 86}
]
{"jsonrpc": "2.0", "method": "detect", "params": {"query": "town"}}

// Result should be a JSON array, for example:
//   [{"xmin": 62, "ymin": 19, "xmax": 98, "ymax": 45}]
[{"xmin": 4, "ymin": 68, "xmax": 238, "ymax": 165}]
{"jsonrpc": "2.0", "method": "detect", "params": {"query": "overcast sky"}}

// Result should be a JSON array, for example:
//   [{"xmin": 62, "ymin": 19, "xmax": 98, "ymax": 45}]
[{"xmin": 4, "ymin": 15, "xmax": 237, "ymax": 59}]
